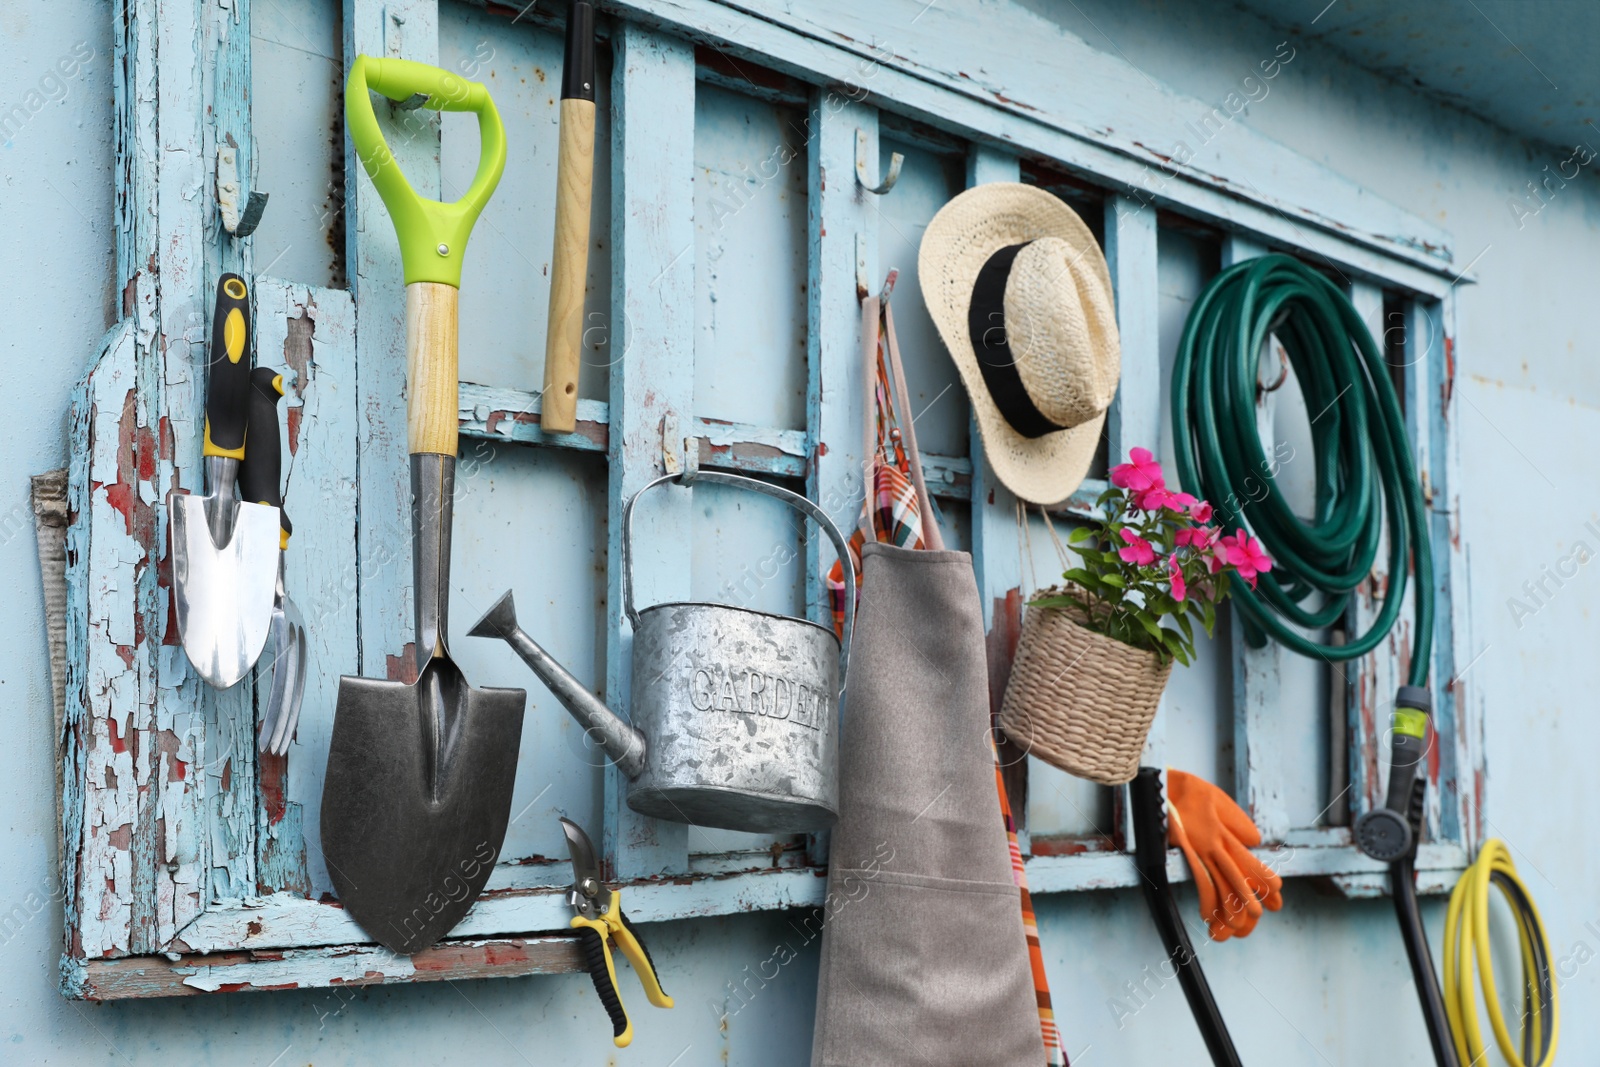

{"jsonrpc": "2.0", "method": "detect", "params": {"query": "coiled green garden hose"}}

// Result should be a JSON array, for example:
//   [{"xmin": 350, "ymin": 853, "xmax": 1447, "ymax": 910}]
[
  {"xmin": 1171, "ymin": 253, "xmax": 1462, "ymax": 1067},
  {"xmin": 1169, "ymin": 253, "xmax": 1432, "ymax": 686}
]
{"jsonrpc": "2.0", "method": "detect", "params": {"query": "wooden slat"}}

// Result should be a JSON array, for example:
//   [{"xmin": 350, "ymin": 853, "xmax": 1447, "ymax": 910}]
[
  {"xmin": 1343, "ymin": 281, "xmax": 1388, "ymax": 829},
  {"xmin": 455, "ymin": 381, "xmax": 982, "ymax": 494},
  {"xmin": 173, "ymin": 866, "xmax": 833, "ymax": 953},
  {"xmin": 248, "ymin": 280, "xmax": 358, "ymax": 899},
  {"xmin": 202, "ymin": 0, "xmax": 262, "ymax": 921},
  {"xmin": 65, "ymin": 937, "xmax": 585, "ymax": 1000},
  {"xmin": 1103, "ymin": 194, "xmax": 1164, "ymax": 849},
  {"xmin": 603, "ymin": 0, "xmax": 1459, "ymax": 295},
  {"xmin": 966, "ymin": 146, "xmax": 1023, "ymax": 629},
  {"xmin": 963, "ymin": 145, "xmax": 1029, "ymax": 828},
  {"xmin": 805, "ymin": 92, "xmax": 872, "ymax": 619},
  {"xmin": 143, "ymin": 828, "xmax": 1467, "ymax": 973},
  {"xmin": 1417, "ymin": 295, "xmax": 1474, "ymax": 849},
  {"xmin": 1435, "ymin": 291, "xmax": 1481, "ymax": 853},
  {"xmin": 802, "ymin": 87, "xmax": 876, "ymax": 870},
  {"xmin": 1222, "ymin": 235, "xmax": 1291, "ymax": 844},
  {"xmin": 347, "ymin": 0, "xmax": 440, "ymax": 684},
  {"xmin": 605, "ymin": 23, "xmax": 696, "ymax": 878}
]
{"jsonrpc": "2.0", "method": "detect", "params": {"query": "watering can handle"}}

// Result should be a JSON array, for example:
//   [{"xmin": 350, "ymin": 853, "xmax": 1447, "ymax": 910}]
[
  {"xmin": 621, "ymin": 471, "xmax": 855, "ymax": 693},
  {"xmin": 345, "ymin": 55, "xmax": 507, "ymax": 288}
]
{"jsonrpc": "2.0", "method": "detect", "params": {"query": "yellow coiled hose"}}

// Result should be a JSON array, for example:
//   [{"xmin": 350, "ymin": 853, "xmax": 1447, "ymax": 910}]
[{"xmin": 1444, "ymin": 839, "xmax": 1558, "ymax": 1066}]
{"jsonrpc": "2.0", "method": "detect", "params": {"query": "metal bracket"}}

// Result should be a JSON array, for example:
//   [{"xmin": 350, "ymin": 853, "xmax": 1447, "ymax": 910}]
[
  {"xmin": 216, "ymin": 141, "xmax": 268, "ymax": 238},
  {"xmin": 855, "ymin": 233, "xmax": 870, "ymax": 300},
  {"xmin": 682, "ymin": 434, "xmax": 701, "ymax": 483},
  {"xmin": 855, "ymin": 127, "xmax": 903, "ymax": 195}
]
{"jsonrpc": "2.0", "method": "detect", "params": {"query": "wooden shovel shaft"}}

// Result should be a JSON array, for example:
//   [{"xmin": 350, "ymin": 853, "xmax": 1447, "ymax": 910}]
[
  {"xmin": 406, "ymin": 281, "xmax": 460, "ymax": 455},
  {"xmin": 541, "ymin": 97, "xmax": 596, "ymax": 434}
]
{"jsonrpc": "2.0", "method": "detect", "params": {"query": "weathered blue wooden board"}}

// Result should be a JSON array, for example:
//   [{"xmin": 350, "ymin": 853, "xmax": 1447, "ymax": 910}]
[
  {"xmin": 603, "ymin": 0, "xmax": 1460, "ymax": 293},
  {"xmin": 60, "ymin": 0, "xmax": 1478, "ymax": 1006},
  {"xmin": 450, "ymin": 444, "xmax": 610, "ymax": 867},
  {"xmin": 694, "ymin": 82, "xmax": 809, "ymax": 431},
  {"xmin": 604, "ymin": 22, "xmax": 696, "ymax": 878},
  {"xmin": 249, "ymin": 279, "xmax": 358, "ymax": 899},
  {"xmin": 251, "ymin": 0, "xmax": 343, "ymax": 290}
]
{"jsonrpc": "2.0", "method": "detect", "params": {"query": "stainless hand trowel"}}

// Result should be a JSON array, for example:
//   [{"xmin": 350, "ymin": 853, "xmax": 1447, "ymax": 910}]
[{"xmin": 170, "ymin": 274, "xmax": 282, "ymax": 690}]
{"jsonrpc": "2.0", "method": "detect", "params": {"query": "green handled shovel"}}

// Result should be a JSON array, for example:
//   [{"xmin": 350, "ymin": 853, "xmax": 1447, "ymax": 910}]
[{"xmin": 323, "ymin": 56, "xmax": 526, "ymax": 955}]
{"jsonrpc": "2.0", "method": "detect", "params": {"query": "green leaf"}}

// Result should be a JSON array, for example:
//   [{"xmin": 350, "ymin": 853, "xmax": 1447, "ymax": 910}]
[
  {"xmin": 1162, "ymin": 628, "xmax": 1194, "ymax": 667},
  {"xmin": 1063, "ymin": 567, "xmax": 1100, "ymax": 589},
  {"xmin": 1069, "ymin": 525, "xmax": 1095, "ymax": 544},
  {"xmin": 1100, "ymin": 572, "xmax": 1126, "ymax": 588},
  {"xmin": 1136, "ymin": 613, "xmax": 1165, "ymax": 641},
  {"xmin": 1029, "ymin": 595, "xmax": 1079, "ymax": 611},
  {"xmin": 1175, "ymin": 612, "xmax": 1195, "ymax": 643}
]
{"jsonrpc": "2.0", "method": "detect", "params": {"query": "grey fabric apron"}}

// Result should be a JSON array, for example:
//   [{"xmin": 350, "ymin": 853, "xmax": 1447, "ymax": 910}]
[{"xmin": 812, "ymin": 542, "xmax": 1047, "ymax": 1067}]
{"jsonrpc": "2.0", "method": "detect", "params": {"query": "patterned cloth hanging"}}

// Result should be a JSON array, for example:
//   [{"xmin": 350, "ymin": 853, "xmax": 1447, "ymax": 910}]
[{"xmin": 826, "ymin": 301, "xmax": 925, "ymax": 638}]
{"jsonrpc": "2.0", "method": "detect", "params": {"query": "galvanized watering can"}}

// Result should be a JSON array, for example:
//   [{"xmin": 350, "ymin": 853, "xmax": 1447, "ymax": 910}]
[{"xmin": 470, "ymin": 470, "xmax": 854, "ymax": 834}]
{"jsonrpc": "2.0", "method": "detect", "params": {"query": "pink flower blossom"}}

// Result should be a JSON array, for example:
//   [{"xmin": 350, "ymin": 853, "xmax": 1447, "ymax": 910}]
[
  {"xmin": 1176, "ymin": 525, "xmax": 1219, "ymax": 551},
  {"xmin": 1135, "ymin": 485, "xmax": 1197, "ymax": 513},
  {"xmin": 1117, "ymin": 528, "xmax": 1157, "ymax": 566},
  {"xmin": 1219, "ymin": 531, "xmax": 1274, "ymax": 588},
  {"xmin": 1111, "ymin": 447, "xmax": 1164, "ymax": 493},
  {"xmin": 1188, "ymin": 499, "xmax": 1214, "ymax": 523},
  {"xmin": 1167, "ymin": 554, "xmax": 1187, "ymax": 602}
]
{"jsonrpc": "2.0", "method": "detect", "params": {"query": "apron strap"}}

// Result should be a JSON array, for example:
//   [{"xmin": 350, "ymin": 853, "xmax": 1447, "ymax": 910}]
[{"xmin": 881, "ymin": 301, "xmax": 944, "ymax": 550}]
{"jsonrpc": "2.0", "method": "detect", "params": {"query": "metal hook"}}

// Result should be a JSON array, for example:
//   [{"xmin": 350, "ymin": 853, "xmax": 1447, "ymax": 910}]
[
  {"xmin": 216, "ymin": 140, "xmax": 268, "ymax": 239},
  {"xmin": 879, "ymin": 268, "xmax": 900, "ymax": 308},
  {"xmin": 1259, "ymin": 344, "xmax": 1290, "ymax": 394},
  {"xmin": 855, "ymin": 128, "xmax": 903, "ymax": 195}
]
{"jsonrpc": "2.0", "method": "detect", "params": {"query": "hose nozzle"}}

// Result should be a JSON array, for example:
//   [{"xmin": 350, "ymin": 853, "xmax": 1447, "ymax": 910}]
[{"xmin": 1355, "ymin": 686, "xmax": 1432, "ymax": 862}]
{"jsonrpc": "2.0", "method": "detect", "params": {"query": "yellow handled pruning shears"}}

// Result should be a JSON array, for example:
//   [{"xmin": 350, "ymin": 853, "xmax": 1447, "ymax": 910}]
[{"xmin": 560, "ymin": 817, "xmax": 673, "ymax": 1047}]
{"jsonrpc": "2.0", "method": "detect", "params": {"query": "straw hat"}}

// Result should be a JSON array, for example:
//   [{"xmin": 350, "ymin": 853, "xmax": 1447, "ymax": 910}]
[{"xmin": 919, "ymin": 183, "xmax": 1121, "ymax": 505}]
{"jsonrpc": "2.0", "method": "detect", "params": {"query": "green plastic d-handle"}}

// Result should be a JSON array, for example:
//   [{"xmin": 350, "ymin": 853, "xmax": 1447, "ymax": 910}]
[{"xmin": 346, "ymin": 55, "xmax": 507, "ymax": 287}]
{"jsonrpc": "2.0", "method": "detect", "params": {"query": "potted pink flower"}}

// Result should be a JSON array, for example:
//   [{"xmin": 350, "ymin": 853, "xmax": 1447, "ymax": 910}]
[{"xmin": 999, "ymin": 448, "xmax": 1271, "ymax": 784}]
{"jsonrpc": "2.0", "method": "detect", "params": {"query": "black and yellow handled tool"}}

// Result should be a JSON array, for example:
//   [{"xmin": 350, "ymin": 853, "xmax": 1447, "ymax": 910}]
[
  {"xmin": 560, "ymin": 817, "xmax": 672, "ymax": 1047},
  {"xmin": 170, "ymin": 273, "xmax": 283, "ymax": 689}
]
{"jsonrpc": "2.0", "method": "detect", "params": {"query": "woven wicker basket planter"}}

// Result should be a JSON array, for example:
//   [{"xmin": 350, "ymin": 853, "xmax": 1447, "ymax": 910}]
[{"xmin": 999, "ymin": 586, "xmax": 1172, "ymax": 785}]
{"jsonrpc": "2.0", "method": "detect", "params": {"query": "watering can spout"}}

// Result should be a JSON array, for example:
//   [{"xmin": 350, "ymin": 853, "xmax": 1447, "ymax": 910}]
[{"xmin": 469, "ymin": 591, "xmax": 648, "ymax": 779}]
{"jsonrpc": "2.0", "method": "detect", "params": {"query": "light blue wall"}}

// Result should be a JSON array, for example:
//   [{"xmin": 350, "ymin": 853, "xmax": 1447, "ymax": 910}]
[{"xmin": 5, "ymin": 1, "xmax": 1597, "ymax": 1063}]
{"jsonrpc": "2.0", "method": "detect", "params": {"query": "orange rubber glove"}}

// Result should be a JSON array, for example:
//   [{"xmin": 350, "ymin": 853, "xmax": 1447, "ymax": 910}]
[{"xmin": 1166, "ymin": 769, "xmax": 1284, "ymax": 942}]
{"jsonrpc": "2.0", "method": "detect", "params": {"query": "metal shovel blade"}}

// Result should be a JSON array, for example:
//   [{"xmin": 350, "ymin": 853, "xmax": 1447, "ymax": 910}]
[
  {"xmin": 321, "ymin": 660, "xmax": 526, "ymax": 955},
  {"xmin": 170, "ymin": 494, "xmax": 282, "ymax": 689}
]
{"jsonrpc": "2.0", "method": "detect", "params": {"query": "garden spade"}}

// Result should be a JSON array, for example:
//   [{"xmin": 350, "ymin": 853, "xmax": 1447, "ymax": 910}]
[
  {"xmin": 170, "ymin": 274, "xmax": 282, "ymax": 690},
  {"xmin": 322, "ymin": 57, "xmax": 525, "ymax": 956}
]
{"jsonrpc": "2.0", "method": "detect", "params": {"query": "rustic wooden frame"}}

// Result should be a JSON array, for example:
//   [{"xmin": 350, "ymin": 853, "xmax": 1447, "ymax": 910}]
[{"xmin": 62, "ymin": 0, "xmax": 1478, "ymax": 998}]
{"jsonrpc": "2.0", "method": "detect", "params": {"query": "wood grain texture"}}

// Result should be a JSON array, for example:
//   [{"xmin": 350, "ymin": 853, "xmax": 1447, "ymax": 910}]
[
  {"xmin": 247, "ymin": 279, "xmax": 358, "ymax": 899},
  {"xmin": 541, "ymin": 97, "xmax": 598, "ymax": 433},
  {"xmin": 606, "ymin": 0, "xmax": 1457, "ymax": 294},
  {"xmin": 1220, "ymin": 235, "xmax": 1291, "ymax": 845},
  {"xmin": 605, "ymin": 23, "xmax": 694, "ymax": 878},
  {"xmin": 348, "ymin": 0, "xmax": 440, "ymax": 681},
  {"xmin": 405, "ymin": 282, "xmax": 461, "ymax": 455},
  {"xmin": 65, "ymin": 937, "xmax": 586, "ymax": 999}
]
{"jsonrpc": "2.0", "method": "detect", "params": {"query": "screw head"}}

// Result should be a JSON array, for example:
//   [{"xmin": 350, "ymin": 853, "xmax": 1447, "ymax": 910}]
[{"xmin": 437, "ymin": 243, "xmax": 450, "ymax": 256}]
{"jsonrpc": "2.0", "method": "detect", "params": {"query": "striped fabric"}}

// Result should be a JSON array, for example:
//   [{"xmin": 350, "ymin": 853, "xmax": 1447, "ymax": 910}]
[
  {"xmin": 993, "ymin": 741, "xmax": 1067, "ymax": 1066},
  {"xmin": 827, "ymin": 312, "xmax": 925, "ymax": 637}
]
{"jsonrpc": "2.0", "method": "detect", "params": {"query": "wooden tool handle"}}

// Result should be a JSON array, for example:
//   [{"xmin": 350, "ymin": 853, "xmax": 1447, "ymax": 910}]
[
  {"xmin": 541, "ymin": 97, "xmax": 596, "ymax": 434},
  {"xmin": 405, "ymin": 282, "xmax": 460, "ymax": 455}
]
